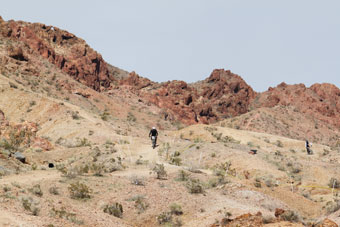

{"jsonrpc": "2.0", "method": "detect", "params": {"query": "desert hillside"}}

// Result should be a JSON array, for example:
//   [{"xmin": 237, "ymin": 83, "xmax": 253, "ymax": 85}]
[{"xmin": 0, "ymin": 17, "xmax": 340, "ymax": 227}]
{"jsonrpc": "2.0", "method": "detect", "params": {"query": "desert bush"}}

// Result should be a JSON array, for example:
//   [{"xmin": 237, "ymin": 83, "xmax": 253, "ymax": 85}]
[
  {"xmin": 157, "ymin": 212, "xmax": 173, "ymax": 224},
  {"xmin": 76, "ymin": 137, "xmax": 91, "ymax": 147},
  {"xmin": 324, "ymin": 200, "xmax": 340, "ymax": 214},
  {"xmin": 254, "ymin": 181, "xmax": 262, "ymax": 188},
  {"xmin": 49, "ymin": 186, "xmax": 60, "ymax": 195},
  {"xmin": 71, "ymin": 111, "xmax": 80, "ymax": 120},
  {"xmin": 213, "ymin": 161, "xmax": 232, "ymax": 177},
  {"xmin": 3, "ymin": 185, "xmax": 11, "ymax": 192},
  {"xmin": 280, "ymin": 210, "xmax": 300, "ymax": 222},
  {"xmin": 170, "ymin": 203, "xmax": 183, "ymax": 215},
  {"xmin": 135, "ymin": 156, "xmax": 148, "ymax": 165},
  {"xmin": 276, "ymin": 140, "xmax": 284, "ymax": 147},
  {"xmin": 170, "ymin": 157, "xmax": 182, "ymax": 166},
  {"xmin": 134, "ymin": 196, "xmax": 149, "ymax": 213},
  {"xmin": 51, "ymin": 207, "xmax": 83, "ymax": 224},
  {"xmin": 212, "ymin": 132, "xmax": 223, "ymax": 141},
  {"xmin": 186, "ymin": 178, "xmax": 204, "ymax": 194},
  {"xmin": 68, "ymin": 182, "xmax": 92, "ymax": 200},
  {"xmin": 100, "ymin": 110, "xmax": 110, "ymax": 121},
  {"xmin": 57, "ymin": 165, "xmax": 81, "ymax": 178},
  {"xmin": 29, "ymin": 184, "xmax": 43, "ymax": 197},
  {"xmin": 208, "ymin": 175, "xmax": 229, "ymax": 188},
  {"xmin": 103, "ymin": 203, "xmax": 123, "ymax": 218},
  {"xmin": 91, "ymin": 163, "xmax": 104, "ymax": 176},
  {"xmin": 21, "ymin": 196, "xmax": 40, "ymax": 216},
  {"xmin": 152, "ymin": 164, "xmax": 167, "ymax": 180},
  {"xmin": 176, "ymin": 170, "xmax": 190, "ymax": 181},
  {"xmin": 127, "ymin": 112, "xmax": 136, "ymax": 122},
  {"xmin": 264, "ymin": 178, "xmax": 274, "ymax": 187},
  {"xmin": 287, "ymin": 162, "xmax": 302, "ymax": 174}
]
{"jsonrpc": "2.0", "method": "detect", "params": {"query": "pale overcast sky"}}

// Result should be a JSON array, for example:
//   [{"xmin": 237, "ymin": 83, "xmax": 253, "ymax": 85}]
[{"xmin": 1, "ymin": 0, "xmax": 339, "ymax": 91}]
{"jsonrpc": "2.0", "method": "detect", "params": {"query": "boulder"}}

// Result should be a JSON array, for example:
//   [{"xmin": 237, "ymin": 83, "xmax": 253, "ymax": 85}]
[{"xmin": 13, "ymin": 152, "xmax": 25, "ymax": 163}]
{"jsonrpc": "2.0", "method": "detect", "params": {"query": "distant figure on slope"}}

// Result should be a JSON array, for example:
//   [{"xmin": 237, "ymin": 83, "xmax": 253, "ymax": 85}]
[
  {"xmin": 305, "ymin": 140, "xmax": 313, "ymax": 155},
  {"xmin": 149, "ymin": 127, "xmax": 158, "ymax": 149}
]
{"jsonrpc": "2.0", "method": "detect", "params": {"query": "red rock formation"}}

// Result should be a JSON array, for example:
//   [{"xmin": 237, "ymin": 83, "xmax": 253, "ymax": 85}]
[
  {"xmin": 121, "ymin": 69, "xmax": 256, "ymax": 124},
  {"xmin": 253, "ymin": 82, "xmax": 340, "ymax": 128},
  {"xmin": 0, "ymin": 19, "xmax": 113, "ymax": 91}
]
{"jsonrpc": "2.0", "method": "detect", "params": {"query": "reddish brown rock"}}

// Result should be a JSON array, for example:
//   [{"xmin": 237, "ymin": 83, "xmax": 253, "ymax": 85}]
[
  {"xmin": 0, "ymin": 19, "xmax": 114, "ymax": 91},
  {"xmin": 318, "ymin": 219, "xmax": 338, "ymax": 227},
  {"xmin": 122, "ymin": 69, "xmax": 256, "ymax": 124},
  {"xmin": 275, "ymin": 208, "xmax": 285, "ymax": 217}
]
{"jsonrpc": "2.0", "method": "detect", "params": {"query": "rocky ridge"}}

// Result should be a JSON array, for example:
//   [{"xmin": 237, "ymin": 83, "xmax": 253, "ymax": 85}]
[{"xmin": 1, "ymin": 16, "xmax": 340, "ymax": 146}]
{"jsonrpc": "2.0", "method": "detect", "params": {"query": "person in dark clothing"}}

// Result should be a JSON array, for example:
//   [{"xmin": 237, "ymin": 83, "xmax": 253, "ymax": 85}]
[
  {"xmin": 305, "ymin": 140, "xmax": 313, "ymax": 155},
  {"xmin": 149, "ymin": 127, "xmax": 158, "ymax": 147}
]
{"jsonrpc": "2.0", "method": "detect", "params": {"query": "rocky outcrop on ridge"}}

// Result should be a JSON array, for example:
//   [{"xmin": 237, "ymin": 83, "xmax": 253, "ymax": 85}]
[
  {"xmin": 0, "ymin": 16, "xmax": 126, "ymax": 91},
  {"xmin": 120, "ymin": 69, "xmax": 256, "ymax": 124}
]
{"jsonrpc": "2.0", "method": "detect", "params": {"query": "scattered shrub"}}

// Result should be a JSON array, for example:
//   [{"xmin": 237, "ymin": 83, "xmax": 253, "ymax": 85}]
[
  {"xmin": 127, "ymin": 112, "xmax": 136, "ymax": 122},
  {"xmin": 134, "ymin": 196, "xmax": 149, "ymax": 213},
  {"xmin": 68, "ymin": 182, "xmax": 92, "ymax": 200},
  {"xmin": 170, "ymin": 157, "xmax": 182, "ymax": 166},
  {"xmin": 29, "ymin": 184, "xmax": 43, "ymax": 197},
  {"xmin": 176, "ymin": 170, "xmax": 190, "ymax": 181},
  {"xmin": 51, "ymin": 207, "xmax": 83, "ymax": 224},
  {"xmin": 49, "ymin": 186, "xmax": 60, "ymax": 195},
  {"xmin": 276, "ymin": 140, "xmax": 284, "ymax": 147},
  {"xmin": 157, "ymin": 212, "xmax": 172, "ymax": 224},
  {"xmin": 152, "ymin": 164, "xmax": 167, "ymax": 180},
  {"xmin": 280, "ymin": 210, "xmax": 300, "ymax": 222},
  {"xmin": 103, "ymin": 203, "xmax": 123, "ymax": 218},
  {"xmin": 186, "ymin": 178, "xmax": 204, "ymax": 194},
  {"xmin": 325, "ymin": 200, "xmax": 340, "ymax": 214},
  {"xmin": 21, "ymin": 196, "xmax": 40, "ymax": 216},
  {"xmin": 100, "ymin": 110, "xmax": 110, "ymax": 121},
  {"xmin": 170, "ymin": 203, "xmax": 183, "ymax": 215}
]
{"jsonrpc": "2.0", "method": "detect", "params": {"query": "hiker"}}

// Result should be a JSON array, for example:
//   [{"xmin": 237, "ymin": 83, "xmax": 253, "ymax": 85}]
[
  {"xmin": 149, "ymin": 126, "xmax": 158, "ymax": 148},
  {"xmin": 305, "ymin": 140, "xmax": 313, "ymax": 155}
]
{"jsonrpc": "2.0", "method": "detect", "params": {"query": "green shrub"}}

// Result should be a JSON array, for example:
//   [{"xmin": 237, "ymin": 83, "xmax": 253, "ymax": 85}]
[
  {"xmin": 186, "ymin": 178, "xmax": 204, "ymax": 194},
  {"xmin": 51, "ymin": 207, "xmax": 83, "ymax": 224},
  {"xmin": 134, "ymin": 197, "xmax": 149, "ymax": 213},
  {"xmin": 49, "ymin": 186, "xmax": 60, "ymax": 195},
  {"xmin": 68, "ymin": 182, "xmax": 92, "ymax": 200},
  {"xmin": 176, "ymin": 170, "xmax": 190, "ymax": 181},
  {"xmin": 170, "ymin": 203, "xmax": 183, "ymax": 215},
  {"xmin": 157, "ymin": 212, "xmax": 172, "ymax": 224},
  {"xmin": 21, "ymin": 196, "xmax": 40, "ymax": 216},
  {"xmin": 103, "ymin": 203, "xmax": 123, "ymax": 218},
  {"xmin": 152, "ymin": 164, "xmax": 167, "ymax": 180},
  {"xmin": 280, "ymin": 210, "xmax": 300, "ymax": 222},
  {"xmin": 29, "ymin": 184, "xmax": 43, "ymax": 197}
]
